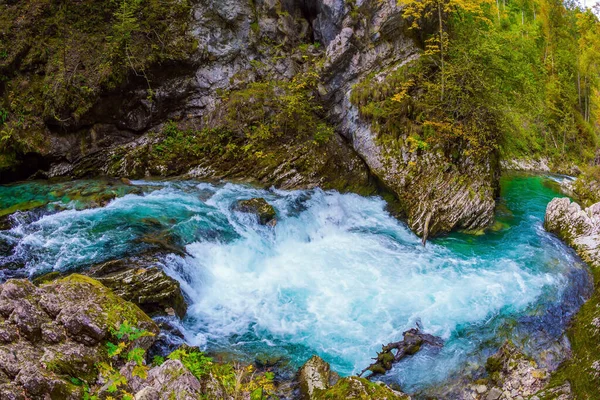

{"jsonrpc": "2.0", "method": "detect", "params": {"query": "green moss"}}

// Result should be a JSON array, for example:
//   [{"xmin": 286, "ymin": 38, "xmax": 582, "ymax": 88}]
[
  {"xmin": 485, "ymin": 355, "xmax": 503, "ymax": 374},
  {"xmin": 0, "ymin": 0, "xmax": 196, "ymax": 172},
  {"xmin": 47, "ymin": 274, "xmax": 156, "ymax": 335},
  {"xmin": 547, "ymin": 264, "xmax": 600, "ymax": 399},
  {"xmin": 315, "ymin": 377, "xmax": 409, "ymax": 400},
  {"xmin": 114, "ymin": 68, "xmax": 376, "ymax": 194}
]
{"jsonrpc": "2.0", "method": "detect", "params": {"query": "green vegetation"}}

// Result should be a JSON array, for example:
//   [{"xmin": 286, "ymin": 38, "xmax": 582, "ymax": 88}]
[
  {"xmin": 166, "ymin": 346, "xmax": 277, "ymax": 400},
  {"xmin": 546, "ymin": 263, "xmax": 600, "ymax": 399},
  {"xmin": 572, "ymin": 165, "xmax": 600, "ymax": 205},
  {"xmin": 105, "ymin": 65, "xmax": 364, "ymax": 194},
  {"xmin": 314, "ymin": 377, "xmax": 409, "ymax": 400},
  {"xmin": 150, "ymin": 69, "xmax": 333, "ymax": 162},
  {"xmin": 352, "ymin": 0, "xmax": 600, "ymax": 168},
  {"xmin": 0, "ymin": 0, "xmax": 196, "ymax": 171}
]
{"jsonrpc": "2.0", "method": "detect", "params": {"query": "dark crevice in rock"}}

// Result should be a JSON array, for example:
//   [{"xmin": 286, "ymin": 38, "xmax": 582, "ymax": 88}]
[{"xmin": 0, "ymin": 152, "xmax": 49, "ymax": 184}]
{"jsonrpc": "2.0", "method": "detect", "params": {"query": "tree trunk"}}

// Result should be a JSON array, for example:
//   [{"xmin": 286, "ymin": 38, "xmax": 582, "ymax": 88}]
[
  {"xmin": 496, "ymin": 0, "xmax": 501, "ymax": 22},
  {"xmin": 578, "ymin": 70, "xmax": 582, "ymax": 110},
  {"xmin": 438, "ymin": 1, "xmax": 444, "ymax": 102}
]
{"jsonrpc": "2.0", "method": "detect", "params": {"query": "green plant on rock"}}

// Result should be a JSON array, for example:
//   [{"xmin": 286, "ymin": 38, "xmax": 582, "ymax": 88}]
[
  {"xmin": 0, "ymin": 0, "xmax": 197, "ymax": 172},
  {"xmin": 166, "ymin": 347, "xmax": 277, "ymax": 400},
  {"xmin": 168, "ymin": 348, "xmax": 214, "ymax": 379}
]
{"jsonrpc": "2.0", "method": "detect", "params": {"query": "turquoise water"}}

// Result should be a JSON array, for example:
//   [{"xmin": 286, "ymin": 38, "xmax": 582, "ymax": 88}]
[{"xmin": 0, "ymin": 175, "xmax": 590, "ymax": 393}]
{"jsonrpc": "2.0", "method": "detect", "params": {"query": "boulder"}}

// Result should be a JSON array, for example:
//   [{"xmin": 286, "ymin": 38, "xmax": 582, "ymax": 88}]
[
  {"xmin": 87, "ymin": 254, "xmax": 187, "ymax": 318},
  {"xmin": 234, "ymin": 198, "xmax": 277, "ymax": 226},
  {"xmin": 133, "ymin": 360, "xmax": 202, "ymax": 400},
  {"xmin": 298, "ymin": 356, "xmax": 408, "ymax": 400},
  {"xmin": 314, "ymin": 377, "xmax": 409, "ymax": 400},
  {"xmin": 545, "ymin": 198, "xmax": 600, "ymax": 268},
  {"xmin": 0, "ymin": 275, "xmax": 158, "ymax": 399},
  {"xmin": 298, "ymin": 355, "xmax": 337, "ymax": 399}
]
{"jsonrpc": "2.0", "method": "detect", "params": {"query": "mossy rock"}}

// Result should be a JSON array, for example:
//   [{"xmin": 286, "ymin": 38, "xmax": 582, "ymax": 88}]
[
  {"xmin": 0, "ymin": 275, "xmax": 158, "ymax": 398},
  {"xmin": 235, "ymin": 198, "xmax": 277, "ymax": 226},
  {"xmin": 42, "ymin": 274, "xmax": 159, "ymax": 344},
  {"xmin": 87, "ymin": 256, "xmax": 188, "ymax": 318},
  {"xmin": 314, "ymin": 377, "xmax": 409, "ymax": 400}
]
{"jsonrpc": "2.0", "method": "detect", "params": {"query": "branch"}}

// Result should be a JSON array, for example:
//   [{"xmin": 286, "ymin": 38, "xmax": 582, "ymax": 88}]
[{"xmin": 358, "ymin": 328, "xmax": 443, "ymax": 378}]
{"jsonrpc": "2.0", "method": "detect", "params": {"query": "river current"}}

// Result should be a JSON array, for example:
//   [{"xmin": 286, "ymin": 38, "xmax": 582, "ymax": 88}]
[{"xmin": 0, "ymin": 174, "xmax": 591, "ymax": 393}]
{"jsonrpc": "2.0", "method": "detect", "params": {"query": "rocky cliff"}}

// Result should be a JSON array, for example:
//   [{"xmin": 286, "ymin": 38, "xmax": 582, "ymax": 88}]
[{"xmin": 0, "ymin": 0, "xmax": 499, "ymax": 238}]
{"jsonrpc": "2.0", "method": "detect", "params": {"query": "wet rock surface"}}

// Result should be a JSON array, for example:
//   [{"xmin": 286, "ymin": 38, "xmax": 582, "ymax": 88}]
[
  {"xmin": 544, "ymin": 197, "xmax": 600, "ymax": 397},
  {"xmin": 234, "ymin": 197, "xmax": 278, "ymax": 226},
  {"xmin": 86, "ymin": 254, "xmax": 188, "ymax": 318},
  {"xmin": 0, "ymin": 275, "xmax": 157, "ymax": 399}
]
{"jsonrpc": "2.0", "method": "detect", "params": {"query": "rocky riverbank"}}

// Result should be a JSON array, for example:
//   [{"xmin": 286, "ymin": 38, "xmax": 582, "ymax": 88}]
[
  {"xmin": 544, "ymin": 197, "xmax": 600, "ymax": 398},
  {"xmin": 0, "ymin": 273, "xmax": 416, "ymax": 399}
]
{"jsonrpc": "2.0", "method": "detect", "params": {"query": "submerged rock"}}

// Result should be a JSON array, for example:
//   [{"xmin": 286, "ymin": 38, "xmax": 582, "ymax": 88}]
[
  {"xmin": 234, "ymin": 198, "xmax": 278, "ymax": 226},
  {"xmin": 0, "ymin": 275, "xmax": 158, "ymax": 398},
  {"xmin": 87, "ymin": 255, "xmax": 188, "ymax": 319}
]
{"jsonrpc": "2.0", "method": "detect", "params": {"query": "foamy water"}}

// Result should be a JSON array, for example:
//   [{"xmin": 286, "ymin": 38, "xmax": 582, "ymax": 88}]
[{"xmin": 0, "ymin": 176, "xmax": 590, "ymax": 392}]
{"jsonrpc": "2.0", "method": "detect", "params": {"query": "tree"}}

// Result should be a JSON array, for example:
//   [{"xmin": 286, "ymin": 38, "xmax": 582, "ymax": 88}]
[{"xmin": 398, "ymin": 0, "xmax": 494, "ymax": 100}]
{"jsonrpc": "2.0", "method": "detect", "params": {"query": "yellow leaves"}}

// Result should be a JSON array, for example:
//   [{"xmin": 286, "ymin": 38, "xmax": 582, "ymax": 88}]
[
  {"xmin": 132, "ymin": 364, "xmax": 148, "ymax": 380},
  {"xmin": 398, "ymin": 0, "xmax": 494, "ymax": 30},
  {"xmin": 391, "ymin": 79, "xmax": 415, "ymax": 103},
  {"xmin": 406, "ymin": 135, "xmax": 429, "ymax": 152}
]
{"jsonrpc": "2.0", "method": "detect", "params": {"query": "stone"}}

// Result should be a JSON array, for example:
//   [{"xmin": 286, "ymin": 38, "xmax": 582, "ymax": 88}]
[
  {"xmin": 484, "ymin": 343, "xmax": 549, "ymax": 399},
  {"xmin": 298, "ymin": 355, "xmax": 332, "ymax": 399},
  {"xmin": 134, "ymin": 360, "xmax": 203, "ymax": 400},
  {"xmin": 86, "ymin": 254, "xmax": 187, "ymax": 318},
  {"xmin": 475, "ymin": 384, "xmax": 488, "ymax": 394},
  {"xmin": 545, "ymin": 197, "xmax": 600, "ymax": 268},
  {"xmin": 298, "ymin": 356, "xmax": 408, "ymax": 400},
  {"xmin": 486, "ymin": 387, "xmax": 502, "ymax": 400},
  {"xmin": 234, "ymin": 198, "xmax": 278, "ymax": 226},
  {"xmin": 0, "ymin": 275, "xmax": 158, "ymax": 398}
]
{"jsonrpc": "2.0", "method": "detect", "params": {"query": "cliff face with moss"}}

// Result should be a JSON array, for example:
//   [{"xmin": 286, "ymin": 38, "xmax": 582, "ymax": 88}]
[{"xmin": 1, "ymin": 0, "xmax": 504, "ymax": 237}]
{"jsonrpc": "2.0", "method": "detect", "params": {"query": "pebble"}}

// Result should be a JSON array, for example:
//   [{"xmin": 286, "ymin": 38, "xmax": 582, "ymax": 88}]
[
  {"xmin": 475, "ymin": 385, "xmax": 488, "ymax": 394},
  {"xmin": 486, "ymin": 387, "xmax": 502, "ymax": 400}
]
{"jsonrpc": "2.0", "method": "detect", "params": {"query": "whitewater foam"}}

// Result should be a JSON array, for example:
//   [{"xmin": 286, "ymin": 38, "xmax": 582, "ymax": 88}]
[{"xmin": 0, "ymin": 177, "xmax": 588, "ymax": 391}]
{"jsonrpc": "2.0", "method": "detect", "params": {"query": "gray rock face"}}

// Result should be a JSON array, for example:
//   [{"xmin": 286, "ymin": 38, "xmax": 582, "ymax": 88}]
[
  {"xmin": 0, "ymin": 275, "xmax": 158, "ymax": 399},
  {"xmin": 545, "ymin": 197, "xmax": 600, "ymax": 268},
  {"xmin": 298, "ymin": 355, "xmax": 336, "ymax": 399},
  {"xmin": 317, "ymin": 0, "xmax": 497, "ymax": 238},
  {"xmin": 38, "ymin": 0, "xmax": 497, "ymax": 238}
]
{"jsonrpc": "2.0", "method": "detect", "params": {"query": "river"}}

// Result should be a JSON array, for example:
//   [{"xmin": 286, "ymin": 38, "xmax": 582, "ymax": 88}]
[{"xmin": 0, "ymin": 174, "xmax": 591, "ymax": 394}]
